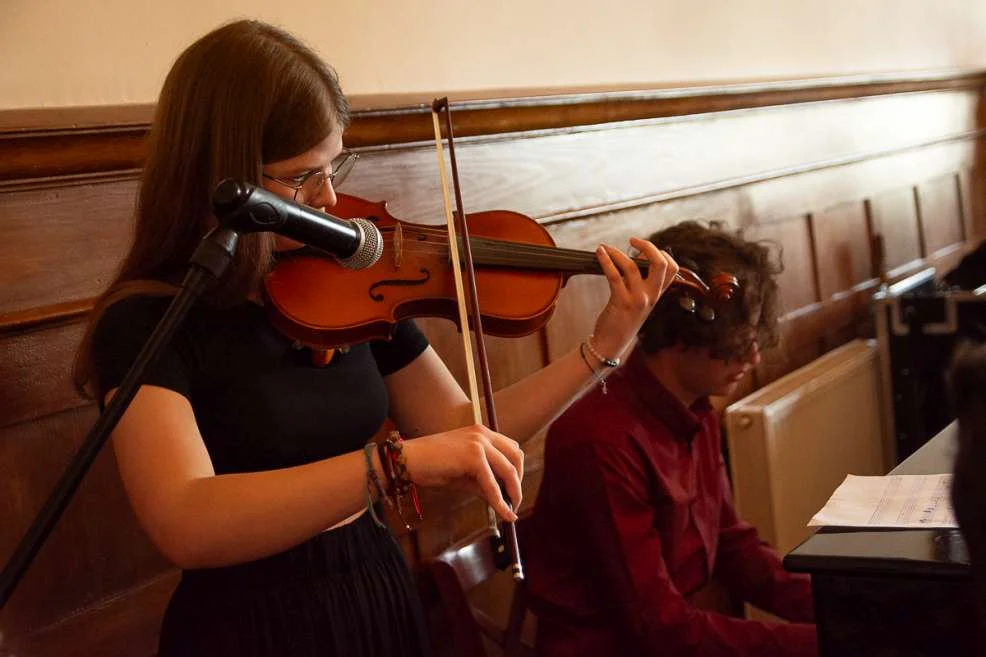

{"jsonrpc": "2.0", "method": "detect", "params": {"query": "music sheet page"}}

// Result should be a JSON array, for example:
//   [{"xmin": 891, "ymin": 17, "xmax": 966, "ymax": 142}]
[{"xmin": 808, "ymin": 474, "xmax": 957, "ymax": 528}]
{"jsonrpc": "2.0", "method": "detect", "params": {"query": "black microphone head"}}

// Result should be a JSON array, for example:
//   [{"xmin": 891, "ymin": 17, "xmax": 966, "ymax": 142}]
[
  {"xmin": 212, "ymin": 180, "xmax": 283, "ymax": 233},
  {"xmin": 212, "ymin": 178, "xmax": 250, "ymax": 218}
]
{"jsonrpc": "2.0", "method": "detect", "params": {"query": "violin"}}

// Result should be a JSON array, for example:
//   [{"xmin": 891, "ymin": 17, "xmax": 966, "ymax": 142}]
[{"xmin": 263, "ymin": 193, "xmax": 739, "ymax": 351}]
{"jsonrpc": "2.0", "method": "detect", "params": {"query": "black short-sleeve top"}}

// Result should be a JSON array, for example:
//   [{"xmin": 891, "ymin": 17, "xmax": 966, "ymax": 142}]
[{"xmin": 91, "ymin": 296, "xmax": 429, "ymax": 474}]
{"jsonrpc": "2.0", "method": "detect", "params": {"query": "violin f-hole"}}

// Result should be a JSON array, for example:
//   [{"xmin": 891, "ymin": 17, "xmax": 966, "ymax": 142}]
[{"xmin": 368, "ymin": 268, "xmax": 432, "ymax": 302}]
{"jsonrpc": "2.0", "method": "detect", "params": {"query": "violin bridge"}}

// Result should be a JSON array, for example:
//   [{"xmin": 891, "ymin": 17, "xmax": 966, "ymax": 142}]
[{"xmin": 393, "ymin": 222, "xmax": 404, "ymax": 269}]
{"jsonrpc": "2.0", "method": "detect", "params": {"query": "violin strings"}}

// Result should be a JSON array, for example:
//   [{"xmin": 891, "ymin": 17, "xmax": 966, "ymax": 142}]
[
  {"xmin": 397, "ymin": 245, "xmax": 645, "ymax": 272},
  {"xmin": 380, "ymin": 239, "xmax": 608, "ymax": 271},
  {"xmin": 388, "ymin": 225, "xmax": 644, "ymax": 266},
  {"xmin": 375, "ymin": 227, "xmax": 650, "ymax": 269},
  {"xmin": 282, "ymin": 218, "xmax": 715, "ymax": 291},
  {"xmin": 287, "ymin": 230, "xmax": 713, "ymax": 287},
  {"xmin": 294, "ymin": 228, "xmax": 654, "ymax": 275},
  {"xmin": 286, "ymin": 222, "xmax": 654, "ymax": 273}
]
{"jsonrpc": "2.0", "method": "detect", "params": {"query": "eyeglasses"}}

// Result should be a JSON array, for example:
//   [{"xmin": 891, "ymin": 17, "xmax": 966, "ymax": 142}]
[{"xmin": 262, "ymin": 149, "xmax": 359, "ymax": 201}]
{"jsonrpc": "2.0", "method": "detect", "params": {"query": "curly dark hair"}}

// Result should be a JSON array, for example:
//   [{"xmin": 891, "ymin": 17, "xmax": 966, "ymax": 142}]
[{"xmin": 638, "ymin": 220, "xmax": 782, "ymax": 359}]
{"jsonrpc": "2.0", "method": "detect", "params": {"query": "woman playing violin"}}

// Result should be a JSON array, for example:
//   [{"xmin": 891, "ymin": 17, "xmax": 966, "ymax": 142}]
[{"xmin": 72, "ymin": 19, "xmax": 677, "ymax": 657}]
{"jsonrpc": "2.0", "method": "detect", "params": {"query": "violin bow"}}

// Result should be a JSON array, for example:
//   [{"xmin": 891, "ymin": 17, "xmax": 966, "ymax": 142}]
[{"xmin": 430, "ymin": 98, "xmax": 524, "ymax": 581}]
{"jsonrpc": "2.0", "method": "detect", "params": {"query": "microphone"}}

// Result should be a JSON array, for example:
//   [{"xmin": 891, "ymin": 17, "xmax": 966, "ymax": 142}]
[{"xmin": 211, "ymin": 179, "xmax": 383, "ymax": 270}]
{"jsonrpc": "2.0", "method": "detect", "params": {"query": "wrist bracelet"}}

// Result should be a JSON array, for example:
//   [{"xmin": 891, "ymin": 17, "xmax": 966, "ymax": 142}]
[
  {"xmin": 580, "ymin": 342, "xmax": 611, "ymax": 395},
  {"xmin": 578, "ymin": 341, "xmax": 597, "ymax": 375},
  {"xmin": 363, "ymin": 443, "xmax": 388, "ymax": 529},
  {"xmin": 382, "ymin": 432, "xmax": 423, "ymax": 530},
  {"xmin": 586, "ymin": 334, "xmax": 621, "ymax": 368}
]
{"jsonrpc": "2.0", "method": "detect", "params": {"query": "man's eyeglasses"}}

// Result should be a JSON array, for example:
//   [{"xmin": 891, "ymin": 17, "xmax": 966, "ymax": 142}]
[{"xmin": 262, "ymin": 149, "xmax": 359, "ymax": 201}]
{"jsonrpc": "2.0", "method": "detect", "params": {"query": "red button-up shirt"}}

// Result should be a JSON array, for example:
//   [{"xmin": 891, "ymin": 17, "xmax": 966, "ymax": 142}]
[{"xmin": 527, "ymin": 348, "xmax": 817, "ymax": 657}]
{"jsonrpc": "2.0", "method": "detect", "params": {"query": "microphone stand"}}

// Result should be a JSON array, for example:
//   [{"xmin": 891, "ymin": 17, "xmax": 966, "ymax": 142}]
[{"xmin": 0, "ymin": 226, "xmax": 240, "ymax": 610}]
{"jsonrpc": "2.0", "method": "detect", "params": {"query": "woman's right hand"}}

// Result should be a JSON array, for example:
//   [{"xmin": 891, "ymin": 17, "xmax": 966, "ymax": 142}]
[{"xmin": 401, "ymin": 425, "xmax": 524, "ymax": 521}]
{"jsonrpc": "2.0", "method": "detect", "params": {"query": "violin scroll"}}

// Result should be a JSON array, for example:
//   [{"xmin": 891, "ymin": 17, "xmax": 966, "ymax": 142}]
[
  {"xmin": 708, "ymin": 272, "xmax": 740, "ymax": 301},
  {"xmin": 672, "ymin": 267, "xmax": 739, "ymax": 302},
  {"xmin": 670, "ymin": 268, "xmax": 739, "ymax": 322}
]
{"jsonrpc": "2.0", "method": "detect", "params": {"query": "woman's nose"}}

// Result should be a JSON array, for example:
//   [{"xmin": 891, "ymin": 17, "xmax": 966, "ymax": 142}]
[{"xmin": 309, "ymin": 177, "xmax": 337, "ymax": 210}]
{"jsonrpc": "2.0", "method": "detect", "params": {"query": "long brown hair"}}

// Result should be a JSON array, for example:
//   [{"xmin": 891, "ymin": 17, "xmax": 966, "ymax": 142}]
[
  {"xmin": 73, "ymin": 19, "xmax": 349, "ymax": 398},
  {"xmin": 638, "ymin": 220, "xmax": 782, "ymax": 359}
]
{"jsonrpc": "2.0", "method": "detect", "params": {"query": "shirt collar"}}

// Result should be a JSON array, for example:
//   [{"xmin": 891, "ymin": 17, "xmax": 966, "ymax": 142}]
[{"xmin": 620, "ymin": 346, "xmax": 713, "ymax": 441}]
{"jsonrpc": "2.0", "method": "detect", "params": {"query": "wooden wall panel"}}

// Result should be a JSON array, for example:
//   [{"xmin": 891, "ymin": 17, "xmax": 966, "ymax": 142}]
[
  {"xmin": 0, "ymin": 406, "xmax": 166, "ymax": 637},
  {"xmin": 0, "ymin": 180, "xmax": 136, "ymax": 317},
  {"xmin": 0, "ymin": 74, "xmax": 984, "ymax": 655},
  {"xmin": 868, "ymin": 188, "xmax": 922, "ymax": 274},
  {"xmin": 0, "ymin": 572, "xmax": 177, "ymax": 657},
  {"xmin": 0, "ymin": 322, "xmax": 88, "ymax": 429},
  {"xmin": 742, "ymin": 139, "xmax": 978, "ymax": 225},
  {"xmin": 415, "ymin": 319, "xmax": 547, "ymax": 396},
  {"xmin": 958, "ymin": 169, "xmax": 975, "ymax": 243},
  {"xmin": 744, "ymin": 217, "xmax": 819, "ymax": 313},
  {"xmin": 812, "ymin": 202, "xmax": 873, "ymax": 300},
  {"xmin": 918, "ymin": 173, "xmax": 966, "ymax": 256}
]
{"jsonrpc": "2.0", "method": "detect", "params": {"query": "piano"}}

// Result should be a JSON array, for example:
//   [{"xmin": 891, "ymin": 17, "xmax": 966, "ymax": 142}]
[{"xmin": 784, "ymin": 422, "xmax": 981, "ymax": 657}]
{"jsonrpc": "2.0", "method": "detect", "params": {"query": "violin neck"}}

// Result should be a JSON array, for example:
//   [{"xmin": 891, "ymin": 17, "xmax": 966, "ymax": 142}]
[{"xmin": 469, "ymin": 237, "xmax": 650, "ymax": 276}]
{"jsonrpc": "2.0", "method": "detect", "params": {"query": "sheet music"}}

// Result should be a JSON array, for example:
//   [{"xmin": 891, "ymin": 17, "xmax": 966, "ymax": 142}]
[{"xmin": 808, "ymin": 474, "xmax": 957, "ymax": 528}]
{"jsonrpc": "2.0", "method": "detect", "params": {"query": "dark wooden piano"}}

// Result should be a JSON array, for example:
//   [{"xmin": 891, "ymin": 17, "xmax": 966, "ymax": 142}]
[{"xmin": 784, "ymin": 422, "xmax": 982, "ymax": 657}]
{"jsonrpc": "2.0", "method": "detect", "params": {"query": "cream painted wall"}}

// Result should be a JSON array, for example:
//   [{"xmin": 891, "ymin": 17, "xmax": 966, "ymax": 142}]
[{"xmin": 3, "ymin": 0, "xmax": 986, "ymax": 109}]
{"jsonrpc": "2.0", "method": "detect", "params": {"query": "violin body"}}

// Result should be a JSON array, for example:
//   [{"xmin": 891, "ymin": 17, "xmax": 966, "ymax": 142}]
[{"xmin": 264, "ymin": 193, "xmax": 565, "ymax": 349}]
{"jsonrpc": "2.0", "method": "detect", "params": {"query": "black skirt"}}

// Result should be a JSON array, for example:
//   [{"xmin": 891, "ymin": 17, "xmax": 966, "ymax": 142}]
[{"xmin": 157, "ymin": 512, "xmax": 430, "ymax": 656}]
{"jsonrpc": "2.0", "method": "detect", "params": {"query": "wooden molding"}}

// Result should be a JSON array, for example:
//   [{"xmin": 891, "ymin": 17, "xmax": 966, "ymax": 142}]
[
  {"xmin": 2, "ymin": 70, "xmax": 983, "ymax": 184},
  {"xmin": 0, "ymin": 299, "xmax": 93, "ymax": 334}
]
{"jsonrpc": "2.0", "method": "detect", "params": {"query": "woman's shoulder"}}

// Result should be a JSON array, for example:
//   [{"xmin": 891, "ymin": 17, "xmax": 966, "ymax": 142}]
[
  {"xmin": 94, "ymin": 294, "xmax": 258, "ymax": 351},
  {"xmin": 96, "ymin": 294, "xmax": 173, "ymax": 335},
  {"xmin": 99, "ymin": 294, "xmax": 252, "ymax": 327}
]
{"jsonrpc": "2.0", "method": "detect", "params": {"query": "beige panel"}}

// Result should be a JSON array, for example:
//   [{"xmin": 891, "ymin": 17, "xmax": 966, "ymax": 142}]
[{"xmin": 3, "ymin": 0, "xmax": 986, "ymax": 108}]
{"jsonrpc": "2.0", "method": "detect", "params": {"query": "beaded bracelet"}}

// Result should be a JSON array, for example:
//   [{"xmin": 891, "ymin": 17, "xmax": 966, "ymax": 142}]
[
  {"xmin": 585, "ymin": 334, "xmax": 621, "ymax": 368},
  {"xmin": 363, "ymin": 443, "xmax": 388, "ymax": 529},
  {"xmin": 384, "ymin": 433, "xmax": 414, "ymax": 495},
  {"xmin": 381, "ymin": 432, "xmax": 423, "ymax": 530},
  {"xmin": 376, "ymin": 441, "xmax": 396, "ymax": 492}
]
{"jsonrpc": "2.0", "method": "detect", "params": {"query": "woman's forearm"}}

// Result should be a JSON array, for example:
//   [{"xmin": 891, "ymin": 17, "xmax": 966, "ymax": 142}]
[
  {"xmin": 153, "ymin": 449, "xmax": 379, "ymax": 569},
  {"xmin": 490, "ymin": 345, "xmax": 602, "ymax": 443}
]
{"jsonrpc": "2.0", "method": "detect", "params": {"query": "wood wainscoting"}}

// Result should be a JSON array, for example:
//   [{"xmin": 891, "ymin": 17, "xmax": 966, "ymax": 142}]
[{"xmin": 1, "ymin": 71, "xmax": 984, "ymax": 655}]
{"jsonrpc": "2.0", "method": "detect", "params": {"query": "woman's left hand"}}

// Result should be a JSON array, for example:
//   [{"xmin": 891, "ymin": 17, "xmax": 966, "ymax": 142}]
[{"xmin": 591, "ymin": 237, "xmax": 678, "ymax": 359}]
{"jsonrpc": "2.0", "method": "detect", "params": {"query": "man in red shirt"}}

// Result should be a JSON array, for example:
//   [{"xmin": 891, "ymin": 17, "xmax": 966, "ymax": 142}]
[{"xmin": 527, "ymin": 221, "xmax": 818, "ymax": 657}]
